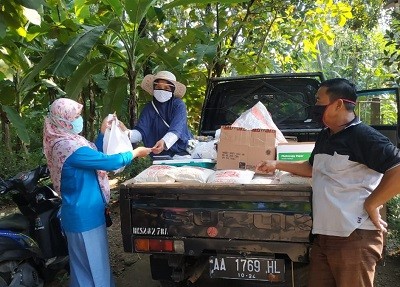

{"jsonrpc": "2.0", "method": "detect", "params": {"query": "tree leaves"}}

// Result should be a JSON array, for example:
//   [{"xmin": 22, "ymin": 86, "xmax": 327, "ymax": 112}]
[
  {"xmin": 50, "ymin": 26, "xmax": 106, "ymax": 77},
  {"xmin": 103, "ymin": 77, "xmax": 129, "ymax": 117},
  {"xmin": 163, "ymin": 0, "xmax": 246, "ymax": 9},
  {"xmin": 1, "ymin": 105, "xmax": 30, "ymax": 144},
  {"xmin": 125, "ymin": 0, "xmax": 157, "ymax": 25},
  {"xmin": 65, "ymin": 58, "xmax": 107, "ymax": 100}
]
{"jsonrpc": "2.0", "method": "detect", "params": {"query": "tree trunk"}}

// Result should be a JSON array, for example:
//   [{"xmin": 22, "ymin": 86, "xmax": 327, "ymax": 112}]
[
  {"xmin": 0, "ymin": 109, "xmax": 12, "ymax": 153},
  {"xmin": 88, "ymin": 78, "xmax": 96, "ymax": 141},
  {"xmin": 128, "ymin": 69, "xmax": 138, "ymax": 129}
]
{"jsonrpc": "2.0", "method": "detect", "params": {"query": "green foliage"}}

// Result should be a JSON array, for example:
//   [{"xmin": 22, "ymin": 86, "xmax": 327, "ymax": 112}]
[
  {"xmin": 0, "ymin": 150, "xmax": 45, "ymax": 179},
  {"xmin": 50, "ymin": 25, "xmax": 107, "ymax": 77},
  {"xmin": 116, "ymin": 155, "xmax": 152, "ymax": 182},
  {"xmin": 384, "ymin": 10, "xmax": 400, "ymax": 85},
  {"xmin": 356, "ymin": 91, "xmax": 398, "ymax": 125},
  {"xmin": 1, "ymin": 105, "xmax": 30, "ymax": 144},
  {"xmin": 0, "ymin": 149, "xmax": 45, "ymax": 205},
  {"xmin": 64, "ymin": 58, "xmax": 107, "ymax": 100},
  {"xmin": 387, "ymin": 195, "xmax": 400, "ymax": 252}
]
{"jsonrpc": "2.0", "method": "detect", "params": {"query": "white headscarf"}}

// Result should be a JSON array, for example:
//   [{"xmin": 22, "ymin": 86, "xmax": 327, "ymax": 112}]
[{"xmin": 43, "ymin": 98, "xmax": 110, "ymax": 202}]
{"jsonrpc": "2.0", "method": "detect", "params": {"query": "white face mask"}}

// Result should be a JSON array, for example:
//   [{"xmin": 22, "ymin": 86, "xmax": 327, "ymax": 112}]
[{"xmin": 153, "ymin": 90, "xmax": 173, "ymax": 103}]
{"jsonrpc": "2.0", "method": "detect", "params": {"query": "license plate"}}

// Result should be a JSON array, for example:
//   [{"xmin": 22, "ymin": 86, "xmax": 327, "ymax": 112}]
[{"xmin": 209, "ymin": 256, "xmax": 285, "ymax": 282}]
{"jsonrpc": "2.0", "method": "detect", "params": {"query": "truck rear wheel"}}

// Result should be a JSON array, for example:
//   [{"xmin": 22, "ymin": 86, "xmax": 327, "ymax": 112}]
[{"xmin": 292, "ymin": 262, "xmax": 309, "ymax": 287}]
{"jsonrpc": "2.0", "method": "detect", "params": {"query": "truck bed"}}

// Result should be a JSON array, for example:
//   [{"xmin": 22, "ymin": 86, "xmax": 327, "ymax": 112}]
[{"xmin": 119, "ymin": 182, "xmax": 312, "ymax": 263}]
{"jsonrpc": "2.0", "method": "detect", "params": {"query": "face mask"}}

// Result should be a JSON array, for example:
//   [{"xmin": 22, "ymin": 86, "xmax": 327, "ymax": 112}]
[
  {"xmin": 153, "ymin": 90, "xmax": 173, "ymax": 103},
  {"xmin": 70, "ymin": 116, "xmax": 83, "ymax": 134},
  {"xmin": 312, "ymin": 98, "xmax": 356, "ymax": 125},
  {"xmin": 312, "ymin": 104, "xmax": 328, "ymax": 124}
]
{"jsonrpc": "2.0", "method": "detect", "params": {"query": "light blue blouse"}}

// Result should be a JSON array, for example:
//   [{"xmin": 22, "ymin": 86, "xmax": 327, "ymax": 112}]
[{"xmin": 60, "ymin": 134, "xmax": 133, "ymax": 232}]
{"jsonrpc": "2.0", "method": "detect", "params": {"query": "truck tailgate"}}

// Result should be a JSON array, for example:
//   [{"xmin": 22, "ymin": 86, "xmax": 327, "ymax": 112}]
[{"xmin": 120, "ymin": 182, "xmax": 312, "ymax": 261}]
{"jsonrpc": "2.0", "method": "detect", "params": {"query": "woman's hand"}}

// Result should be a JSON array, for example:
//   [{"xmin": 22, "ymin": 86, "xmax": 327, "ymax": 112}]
[
  {"xmin": 100, "ymin": 115, "xmax": 116, "ymax": 134},
  {"xmin": 117, "ymin": 121, "xmax": 128, "ymax": 132},
  {"xmin": 132, "ymin": 147, "xmax": 152, "ymax": 158}
]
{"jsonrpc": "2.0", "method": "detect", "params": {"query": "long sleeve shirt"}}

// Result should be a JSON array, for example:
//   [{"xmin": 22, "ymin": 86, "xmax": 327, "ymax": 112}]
[{"xmin": 60, "ymin": 136, "xmax": 133, "ymax": 232}]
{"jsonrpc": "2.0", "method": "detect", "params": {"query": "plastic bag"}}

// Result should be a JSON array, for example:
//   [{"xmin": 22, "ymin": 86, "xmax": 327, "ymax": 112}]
[
  {"xmin": 232, "ymin": 101, "xmax": 287, "ymax": 145},
  {"xmin": 103, "ymin": 115, "xmax": 133, "ymax": 173},
  {"xmin": 190, "ymin": 141, "xmax": 218, "ymax": 159}
]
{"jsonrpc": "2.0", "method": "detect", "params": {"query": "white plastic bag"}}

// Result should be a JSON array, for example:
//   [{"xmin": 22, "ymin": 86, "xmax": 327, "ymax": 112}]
[
  {"xmin": 190, "ymin": 141, "xmax": 218, "ymax": 159},
  {"xmin": 232, "ymin": 101, "xmax": 287, "ymax": 144},
  {"xmin": 103, "ymin": 115, "xmax": 133, "ymax": 173}
]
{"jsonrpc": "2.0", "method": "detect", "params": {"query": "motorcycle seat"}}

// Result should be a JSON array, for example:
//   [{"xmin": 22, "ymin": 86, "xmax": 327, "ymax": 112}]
[{"xmin": 0, "ymin": 213, "xmax": 29, "ymax": 231}]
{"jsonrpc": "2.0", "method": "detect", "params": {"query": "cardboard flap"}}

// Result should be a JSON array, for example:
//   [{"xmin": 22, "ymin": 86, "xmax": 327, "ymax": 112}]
[{"xmin": 220, "ymin": 126, "xmax": 276, "ymax": 147}]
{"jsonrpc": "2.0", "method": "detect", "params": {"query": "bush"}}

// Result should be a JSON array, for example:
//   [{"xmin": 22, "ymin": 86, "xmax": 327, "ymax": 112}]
[
  {"xmin": 387, "ymin": 195, "xmax": 400, "ymax": 254},
  {"xmin": 0, "ymin": 149, "xmax": 46, "ymax": 205},
  {"xmin": 0, "ymin": 149, "xmax": 46, "ymax": 179},
  {"xmin": 116, "ymin": 156, "xmax": 152, "ymax": 182}
]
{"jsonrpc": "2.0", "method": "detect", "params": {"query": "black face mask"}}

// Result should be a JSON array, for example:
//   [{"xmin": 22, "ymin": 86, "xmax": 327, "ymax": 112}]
[{"xmin": 312, "ymin": 104, "xmax": 328, "ymax": 124}]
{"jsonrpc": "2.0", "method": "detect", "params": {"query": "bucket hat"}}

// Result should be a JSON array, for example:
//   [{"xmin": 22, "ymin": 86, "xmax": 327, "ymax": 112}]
[{"xmin": 140, "ymin": 71, "xmax": 186, "ymax": 98}]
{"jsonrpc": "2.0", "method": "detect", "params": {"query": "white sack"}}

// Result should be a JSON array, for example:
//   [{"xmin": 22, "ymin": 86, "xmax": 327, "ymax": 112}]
[
  {"xmin": 207, "ymin": 170, "xmax": 255, "ymax": 184},
  {"xmin": 275, "ymin": 170, "xmax": 311, "ymax": 186},
  {"xmin": 250, "ymin": 175, "xmax": 279, "ymax": 184},
  {"xmin": 133, "ymin": 165, "xmax": 176, "ymax": 183},
  {"xmin": 166, "ymin": 166, "xmax": 215, "ymax": 183}
]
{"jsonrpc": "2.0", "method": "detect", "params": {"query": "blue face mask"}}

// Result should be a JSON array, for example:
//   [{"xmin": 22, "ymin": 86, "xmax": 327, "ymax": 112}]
[{"xmin": 70, "ymin": 116, "xmax": 83, "ymax": 134}]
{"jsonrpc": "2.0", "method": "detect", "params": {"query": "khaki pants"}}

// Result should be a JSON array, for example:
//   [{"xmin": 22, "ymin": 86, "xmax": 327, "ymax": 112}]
[{"xmin": 308, "ymin": 229, "xmax": 383, "ymax": 287}]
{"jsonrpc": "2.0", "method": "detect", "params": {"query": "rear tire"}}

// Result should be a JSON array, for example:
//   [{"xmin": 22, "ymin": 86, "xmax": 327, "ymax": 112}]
[{"xmin": 292, "ymin": 262, "xmax": 309, "ymax": 287}]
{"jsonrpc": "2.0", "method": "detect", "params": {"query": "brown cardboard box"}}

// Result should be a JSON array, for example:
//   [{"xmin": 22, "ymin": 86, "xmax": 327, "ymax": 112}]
[{"xmin": 216, "ymin": 126, "xmax": 276, "ymax": 170}]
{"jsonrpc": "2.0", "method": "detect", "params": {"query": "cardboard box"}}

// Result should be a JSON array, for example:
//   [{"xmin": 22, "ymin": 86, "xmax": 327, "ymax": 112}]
[
  {"xmin": 276, "ymin": 142, "xmax": 315, "ymax": 162},
  {"xmin": 216, "ymin": 126, "xmax": 276, "ymax": 170}
]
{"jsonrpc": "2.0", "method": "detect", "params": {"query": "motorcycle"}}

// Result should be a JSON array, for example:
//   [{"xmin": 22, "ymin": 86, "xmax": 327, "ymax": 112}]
[{"xmin": 0, "ymin": 165, "xmax": 68, "ymax": 287}]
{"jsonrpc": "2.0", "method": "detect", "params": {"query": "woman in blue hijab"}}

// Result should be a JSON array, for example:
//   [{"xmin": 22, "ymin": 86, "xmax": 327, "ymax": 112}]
[{"xmin": 124, "ymin": 71, "xmax": 193, "ymax": 158}]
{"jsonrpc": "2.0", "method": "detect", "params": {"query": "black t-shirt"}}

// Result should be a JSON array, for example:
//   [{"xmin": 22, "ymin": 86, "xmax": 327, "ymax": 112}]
[{"xmin": 309, "ymin": 118, "xmax": 400, "ymax": 174}]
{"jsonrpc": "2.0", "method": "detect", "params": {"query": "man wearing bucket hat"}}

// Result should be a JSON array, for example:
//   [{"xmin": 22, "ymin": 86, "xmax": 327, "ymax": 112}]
[{"xmin": 122, "ymin": 70, "xmax": 193, "ymax": 157}]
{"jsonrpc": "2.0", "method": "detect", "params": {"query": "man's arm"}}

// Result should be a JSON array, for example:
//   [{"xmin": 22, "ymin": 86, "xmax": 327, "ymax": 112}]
[
  {"xmin": 364, "ymin": 164, "xmax": 400, "ymax": 231},
  {"xmin": 255, "ymin": 160, "xmax": 312, "ymax": 177}
]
